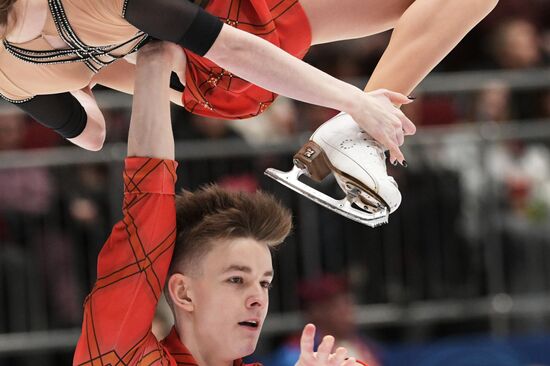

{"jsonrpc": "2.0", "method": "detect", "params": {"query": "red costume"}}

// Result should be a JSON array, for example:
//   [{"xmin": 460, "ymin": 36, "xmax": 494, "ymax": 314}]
[
  {"xmin": 183, "ymin": 0, "xmax": 312, "ymax": 119},
  {"xmin": 73, "ymin": 157, "xmax": 368, "ymax": 366},
  {"xmin": 73, "ymin": 157, "xmax": 261, "ymax": 366},
  {"xmin": 73, "ymin": 157, "xmax": 177, "ymax": 365}
]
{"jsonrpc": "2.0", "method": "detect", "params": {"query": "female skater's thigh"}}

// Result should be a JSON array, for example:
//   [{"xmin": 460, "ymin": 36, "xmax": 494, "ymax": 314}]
[{"xmin": 300, "ymin": 0, "xmax": 413, "ymax": 45}]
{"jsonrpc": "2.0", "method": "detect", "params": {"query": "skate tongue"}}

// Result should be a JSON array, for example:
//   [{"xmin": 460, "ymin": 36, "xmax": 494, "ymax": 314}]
[{"xmin": 265, "ymin": 166, "xmax": 389, "ymax": 227}]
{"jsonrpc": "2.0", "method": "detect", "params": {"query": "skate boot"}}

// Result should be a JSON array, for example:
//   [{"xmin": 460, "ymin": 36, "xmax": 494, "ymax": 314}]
[{"xmin": 265, "ymin": 112, "xmax": 401, "ymax": 227}]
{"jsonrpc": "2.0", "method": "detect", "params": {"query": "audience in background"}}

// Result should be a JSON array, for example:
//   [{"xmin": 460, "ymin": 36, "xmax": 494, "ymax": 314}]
[
  {"xmin": 0, "ymin": 112, "xmax": 82, "ymax": 332},
  {"xmin": 230, "ymin": 97, "xmax": 298, "ymax": 146},
  {"xmin": 267, "ymin": 274, "xmax": 384, "ymax": 366},
  {"xmin": 489, "ymin": 18, "xmax": 543, "ymax": 70},
  {"xmin": 0, "ymin": 113, "xmax": 54, "ymax": 216},
  {"xmin": 486, "ymin": 17, "xmax": 548, "ymax": 120},
  {"xmin": 472, "ymin": 81, "xmax": 512, "ymax": 122}
]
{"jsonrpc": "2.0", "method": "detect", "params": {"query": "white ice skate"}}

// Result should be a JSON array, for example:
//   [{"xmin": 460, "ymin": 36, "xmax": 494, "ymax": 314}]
[{"xmin": 265, "ymin": 112, "xmax": 401, "ymax": 227}]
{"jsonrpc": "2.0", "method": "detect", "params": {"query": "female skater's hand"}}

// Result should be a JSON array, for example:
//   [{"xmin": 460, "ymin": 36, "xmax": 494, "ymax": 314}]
[
  {"xmin": 349, "ymin": 89, "xmax": 416, "ymax": 165},
  {"xmin": 296, "ymin": 324, "xmax": 356, "ymax": 366}
]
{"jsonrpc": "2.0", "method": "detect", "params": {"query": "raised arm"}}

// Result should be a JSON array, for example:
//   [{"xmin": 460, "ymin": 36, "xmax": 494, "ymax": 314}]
[
  {"xmin": 127, "ymin": 42, "xmax": 175, "ymax": 159},
  {"xmin": 92, "ymin": 57, "xmax": 186, "ymax": 107},
  {"xmin": 73, "ymin": 42, "xmax": 177, "ymax": 365}
]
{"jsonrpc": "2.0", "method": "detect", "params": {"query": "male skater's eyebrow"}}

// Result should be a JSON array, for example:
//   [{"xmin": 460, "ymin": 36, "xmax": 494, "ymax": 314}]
[{"xmin": 222, "ymin": 265, "xmax": 273, "ymax": 277}]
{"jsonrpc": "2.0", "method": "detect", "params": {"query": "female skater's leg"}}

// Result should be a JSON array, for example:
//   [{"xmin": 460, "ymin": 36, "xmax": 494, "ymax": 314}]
[
  {"xmin": 284, "ymin": 0, "xmax": 497, "ymax": 222},
  {"xmin": 364, "ymin": 0, "xmax": 498, "ymax": 94},
  {"xmin": 300, "ymin": 0, "xmax": 499, "ymax": 94},
  {"xmin": 300, "ymin": 0, "xmax": 413, "ymax": 45}
]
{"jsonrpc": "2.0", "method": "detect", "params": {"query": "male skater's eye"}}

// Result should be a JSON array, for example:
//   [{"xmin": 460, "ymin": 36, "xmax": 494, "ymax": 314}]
[
  {"xmin": 260, "ymin": 281, "xmax": 272, "ymax": 290},
  {"xmin": 228, "ymin": 277, "xmax": 243, "ymax": 284}
]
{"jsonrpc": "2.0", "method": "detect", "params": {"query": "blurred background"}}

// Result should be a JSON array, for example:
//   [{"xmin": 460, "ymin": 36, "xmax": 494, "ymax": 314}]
[{"xmin": 1, "ymin": 0, "xmax": 550, "ymax": 364}]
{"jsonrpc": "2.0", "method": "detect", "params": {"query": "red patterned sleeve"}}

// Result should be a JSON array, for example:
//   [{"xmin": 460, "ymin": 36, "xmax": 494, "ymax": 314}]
[{"xmin": 74, "ymin": 157, "xmax": 178, "ymax": 366}]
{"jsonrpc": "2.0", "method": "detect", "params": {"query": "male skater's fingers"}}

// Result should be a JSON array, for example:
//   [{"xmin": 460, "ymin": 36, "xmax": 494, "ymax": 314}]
[
  {"xmin": 299, "ymin": 324, "xmax": 316, "ymax": 364},
  {"xmin": 316, "ymin": 336, "xmax": 335, "ymax": 364},
  {"xmin": 328, "ymin": 347, "xmax": 348, "ymax": 366},
  {"xmin": 341, "ymin": 357, "xmax": 356, "ymax": 366}
]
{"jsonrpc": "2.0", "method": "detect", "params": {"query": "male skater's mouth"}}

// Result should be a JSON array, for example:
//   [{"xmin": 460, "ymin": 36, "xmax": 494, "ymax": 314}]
[{"xmin": 238, "ymin": 319, "xmax": 260, "ymax": 328}]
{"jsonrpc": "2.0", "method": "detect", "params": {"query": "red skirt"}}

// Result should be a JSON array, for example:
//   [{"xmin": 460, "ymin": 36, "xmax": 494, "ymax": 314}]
[{"xmin": 182, "ymin": 0, "xmax": 312, "ymax": 119}]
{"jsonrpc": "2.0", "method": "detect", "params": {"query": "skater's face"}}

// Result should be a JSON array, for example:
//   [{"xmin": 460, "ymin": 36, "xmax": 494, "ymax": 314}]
[{"xmin": 170, "ymin": 237, "xmax": 273, "ymax": 361}]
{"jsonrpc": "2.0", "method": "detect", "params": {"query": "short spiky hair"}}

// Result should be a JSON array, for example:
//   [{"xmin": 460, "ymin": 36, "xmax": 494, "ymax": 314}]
[{"xmin": 168, "ymin": 184, "xmax": 292, "ymax": 275}]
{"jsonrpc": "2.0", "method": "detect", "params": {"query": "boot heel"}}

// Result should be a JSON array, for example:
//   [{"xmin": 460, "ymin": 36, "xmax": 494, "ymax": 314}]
[{"xmin": 293, "ymin": 141, "xmax": 331, "ymax": 182}]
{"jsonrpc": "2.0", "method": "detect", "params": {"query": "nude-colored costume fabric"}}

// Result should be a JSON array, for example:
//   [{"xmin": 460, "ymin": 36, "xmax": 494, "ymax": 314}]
[{"xmin": 0, "ymin": 0, "xmax": 141, "ymax": 101}]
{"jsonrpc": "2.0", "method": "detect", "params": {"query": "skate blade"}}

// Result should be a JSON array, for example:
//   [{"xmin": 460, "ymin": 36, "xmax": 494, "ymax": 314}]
[{"xmin": 265, "ymin": 166, "xmax": 389, "ymax": 227}]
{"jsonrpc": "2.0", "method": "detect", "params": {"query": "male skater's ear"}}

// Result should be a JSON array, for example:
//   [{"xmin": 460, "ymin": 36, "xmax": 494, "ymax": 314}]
[{"xmin": 168, "ymin": 274, "xmax": 194, "ymax": 312}]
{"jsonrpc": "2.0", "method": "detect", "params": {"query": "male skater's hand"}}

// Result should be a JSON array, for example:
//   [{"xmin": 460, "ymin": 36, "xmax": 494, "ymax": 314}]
[{"xmin": 296, "ymin": 324, "xmax": 357, "ymax": 366}]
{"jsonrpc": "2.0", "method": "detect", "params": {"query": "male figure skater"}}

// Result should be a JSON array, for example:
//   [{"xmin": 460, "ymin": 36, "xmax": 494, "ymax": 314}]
[{"xmin": 73, "ymin": 41, "xmax": 363, "ymax": 366}]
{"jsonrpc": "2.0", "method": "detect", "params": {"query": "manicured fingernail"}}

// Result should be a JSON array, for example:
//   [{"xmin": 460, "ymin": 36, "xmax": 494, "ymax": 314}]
[
  {"xmin": 401, "ymin": 160, "xmax": 408, "ymax": 167},
  {"xmin": 407, "ymin": 95, "xmax": 416, "ymax": 100},
  {"xmin": 392, "ymin": 160, "xmax": 398, "ymax": 166}
]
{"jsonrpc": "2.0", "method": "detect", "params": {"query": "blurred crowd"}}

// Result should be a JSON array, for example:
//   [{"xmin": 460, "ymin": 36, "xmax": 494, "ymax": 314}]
[{"xmin": 1, "ymin": 0, "xmax": 550, "ymax": 364}]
